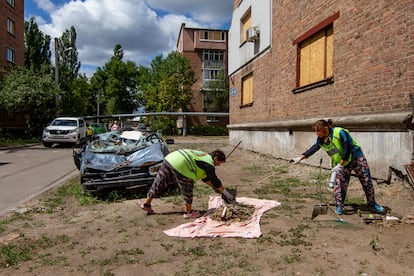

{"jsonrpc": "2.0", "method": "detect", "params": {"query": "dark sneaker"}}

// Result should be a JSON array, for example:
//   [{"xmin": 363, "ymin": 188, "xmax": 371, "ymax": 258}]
[
  {"xmin": 183, "ymin": 210, "xmax": 201, "ymax": 219},
  {"xmin": 141, "ymin": 203, "xmax": 155, "ymax": 215},
  {"xmin": 370, "ymin": 203, "xmax": 385, "ymax": 214},
  {"xmin": 335, "ymin": 206, "xmax": 343, "ymax": 215}
]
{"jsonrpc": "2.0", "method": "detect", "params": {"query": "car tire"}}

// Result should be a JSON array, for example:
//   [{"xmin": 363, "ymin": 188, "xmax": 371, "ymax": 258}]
[{"xmin": 43, "ymin": 142, "xmax": 53, "ymax": 148}]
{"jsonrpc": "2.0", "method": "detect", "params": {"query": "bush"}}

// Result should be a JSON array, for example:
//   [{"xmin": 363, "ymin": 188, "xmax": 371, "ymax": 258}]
[{"xmin": 188, "ymin": 125, "xmax": 228, "ymax": 136}]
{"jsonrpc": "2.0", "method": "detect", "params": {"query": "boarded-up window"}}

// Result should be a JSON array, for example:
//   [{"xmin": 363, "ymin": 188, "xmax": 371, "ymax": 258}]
[
  {"xmin": 241, "ymin": 73, "xmax": 253, "ymax": 106},
  {"xmin": 293, "ymin": 12, "xmax": 339, "ymax": 92},
  {"xmin": 199, "ymin": 30, "xmax": 226, "ymax": 41},
  {"xmin": 241, "ymin": 8, "xmax": 251, "ymax": 44},
  {"xmin": 299, "ymin": 25, "xmax": 333, "ymax": 87}
]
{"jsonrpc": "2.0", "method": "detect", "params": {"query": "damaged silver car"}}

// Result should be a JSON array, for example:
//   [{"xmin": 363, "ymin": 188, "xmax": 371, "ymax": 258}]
[{"xmin": 73, "ymin": 130, "xmax": 172, "ymax": 195}]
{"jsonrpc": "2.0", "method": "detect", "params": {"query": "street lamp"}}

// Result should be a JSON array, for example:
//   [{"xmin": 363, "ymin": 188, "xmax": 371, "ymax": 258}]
[
  {"xmin": 54, "ymin": 38, "xmax": 74, "ymax": 117},
  {"xmin": 54, "ymin": 38, "xmax": 60, "ymax": 117}
]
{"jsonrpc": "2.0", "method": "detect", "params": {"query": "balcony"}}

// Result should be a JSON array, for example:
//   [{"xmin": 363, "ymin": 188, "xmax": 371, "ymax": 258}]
[{"xmin": 202, "ymin": 60, "xmax": 225, "ymax": 70}]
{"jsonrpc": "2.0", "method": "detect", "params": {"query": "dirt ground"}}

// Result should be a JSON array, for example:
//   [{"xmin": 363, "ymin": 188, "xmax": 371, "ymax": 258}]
[{"xmin": 1, "ymin": 136, "xmax": 414, "ymax": 276}]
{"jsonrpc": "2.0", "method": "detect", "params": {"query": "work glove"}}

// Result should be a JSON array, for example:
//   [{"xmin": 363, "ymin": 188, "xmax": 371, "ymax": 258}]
[
  {"xmin": 289, "ymin": 157, "xmax": 301, "ymax": 164},
  {"xmin": 222, "ymin": 188, "xmax": 236, "ymax": 204},
  {"xmin": 332, "ymin": 164, "xmax": 344, "ymax": 174}
]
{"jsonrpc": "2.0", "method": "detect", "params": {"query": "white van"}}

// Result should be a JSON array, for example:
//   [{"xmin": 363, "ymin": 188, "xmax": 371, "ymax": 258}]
[{"xmin": 42, "ymin": 117, "xmax": 87, "ymax": 147}]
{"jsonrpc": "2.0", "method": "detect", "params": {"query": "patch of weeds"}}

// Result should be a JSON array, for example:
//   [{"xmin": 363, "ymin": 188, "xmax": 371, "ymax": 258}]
[
  {"xmin": 0, "ymin": 244, "xmax": 31, "ymax": 267},
  {"xmin": 129, "ymin": 218, "xmax": 139, "ymax": 226},
  {"xmin": 38, "ymin": 253, "xmax": 68, "ymax": 266},
  {"xmin": 187, "ymin": 245, "xmax": 208, "ymax": 257},
  {"xmin": 155, "ymin": 217, "xmax": 167, "ymax": 226},
  {"xmin": 268, "ymin": 230, "xmax": 282, "ymax": 237},
  {"xmin": 118, "ymin": 234, "xmax": 129, "ymax": 244},
  {"xmin": 238, "ymin": 255, "xmax": 258, "ymax": 271},
  {"xmin": 254, "ymin": 177, "xmax": 305, "ymax": 198},
  {"xmin": 277, "ymin": 224, "xmax": 312, "ymax": 247},
  {"xmin": 194, "ymin": 184, "xmax": 213, "ymax": 196},
  {"xmin": 282, "ymin": 252, "xmax": 303, "ymax": 264},
  {"xmin": 273, "ymin": 165, "xmax": 289, "ymax": 174},
  {"xmin": 241, "ymin": 164, "xmax": 270, "ymax": 174},
  {"xmin": 208, "ymin": 241, "xmax": 224, "ymax": 251},
  {"xmin": 102, "ymin": 270, "xmax": 115, "ymax": 276},
  {"xmin": 161, "ymin": 243, "xmax": 174, "ymax": 251},
  {"xmin": 145, "ymin": 257, "xmax": 172, "ymax": 266},
  {"xmin": 256, "ymin": 236, "xmax": 274, "ymax": 245},
  {"xmin": 370, "ymin": 235, "xmax": 379, "ymax": 251}
]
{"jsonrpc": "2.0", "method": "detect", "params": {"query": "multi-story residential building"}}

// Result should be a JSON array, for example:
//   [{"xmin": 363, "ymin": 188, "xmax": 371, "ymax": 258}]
[
  {"xmin": 227, "ymin": 0, "xmax": 414, "ymax": 180},
  {"xmin": 176, "ymin": 23, "xmax": 229, "ymax": 127},
  {"xmin": 0, "ymin": 0, "xmax": 24, "ymax": 71}
]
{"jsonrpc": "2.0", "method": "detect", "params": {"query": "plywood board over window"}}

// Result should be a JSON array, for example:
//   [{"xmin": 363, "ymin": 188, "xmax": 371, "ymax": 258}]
[
  {"xmin": 293, "ymin": 12, "xmax": 339, "ymax": 93},
  {"xmin": 241, "ymin": 73, "xmax": 253, "ymax": 107},
  {"xmin": 241, "ymin": 8, "xmax": 252, "ymax": 44}
]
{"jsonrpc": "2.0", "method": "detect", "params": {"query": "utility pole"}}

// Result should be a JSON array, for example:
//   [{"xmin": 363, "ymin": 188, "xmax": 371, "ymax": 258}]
[{"xmin": 54, "ymin": 37, "xmax": 60, "ymax": 117}]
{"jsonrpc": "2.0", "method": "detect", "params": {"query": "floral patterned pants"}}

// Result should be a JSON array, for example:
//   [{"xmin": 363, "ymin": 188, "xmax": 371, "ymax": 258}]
[
  {"xmin": 333, "ymin": 155, "xmax": 376, "ymax": 208},
  {"xmin": 147, "ymin": 160, "xmax": 195, "ymax": 204}
]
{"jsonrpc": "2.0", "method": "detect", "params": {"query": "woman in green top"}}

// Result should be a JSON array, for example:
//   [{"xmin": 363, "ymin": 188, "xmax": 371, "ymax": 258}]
[
  {"xmin": 290, "ymin": 119, "xmax": 385, "ymax": 215},
  {"xmin": 141, "ymin": 149, "xmax": 235, "ymax": 218}
]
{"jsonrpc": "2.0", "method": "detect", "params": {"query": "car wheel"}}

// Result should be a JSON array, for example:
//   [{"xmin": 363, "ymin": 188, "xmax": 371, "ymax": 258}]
[{"xmin": 43, "ymin": 142, "xmax": 53, "ymax": 148}]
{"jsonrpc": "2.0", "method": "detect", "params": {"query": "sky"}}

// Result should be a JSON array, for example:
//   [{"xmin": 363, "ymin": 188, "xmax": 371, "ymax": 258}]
[{"xmin": 24, "ymin": 0, "xmax": 233, "ymax": 77}]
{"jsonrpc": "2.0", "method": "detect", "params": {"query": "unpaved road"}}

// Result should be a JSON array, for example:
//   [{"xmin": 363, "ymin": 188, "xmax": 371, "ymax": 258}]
[{"xmin": 0, "ymin": 136, "xmax": 413, "ymax": 275}]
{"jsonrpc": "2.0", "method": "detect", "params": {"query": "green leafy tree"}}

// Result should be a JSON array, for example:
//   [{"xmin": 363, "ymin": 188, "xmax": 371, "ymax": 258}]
[
  {"xmin": 55, "ymin": 26, "xmax": 85, "ymax": 116},
  {"xmin": 201, "ymin": 69, "xmax": 229, "ymax": 112},
  {"xmin": 24, "ymin": 17, "xmax": 52, "ymax": 72},
  {"xmin": 90, "ymin": 44, "xmax": 139, "ymax": 114},
  {"xmin": 138, "ymin": 51, "xmax": 195, "ymax": 134},
  {"xmin": 0, "ymin": 68, "xmax": 58, "ymax": 136}
]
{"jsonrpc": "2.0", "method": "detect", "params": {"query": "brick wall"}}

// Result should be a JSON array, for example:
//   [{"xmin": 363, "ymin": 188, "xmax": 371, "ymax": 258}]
[
  {"xmin": 230, "ymin": 0, "xmax": 414, "ymax": 124},
  {"xmin": 0, "ymin": 0, "xmax": 24, "ymax": 68}
]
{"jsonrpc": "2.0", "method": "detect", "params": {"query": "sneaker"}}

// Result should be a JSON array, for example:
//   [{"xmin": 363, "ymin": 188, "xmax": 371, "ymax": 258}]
[
  {"xmin": 370, "ymin": 203, "xmax": 385, "ymax": 214},
  {"xmin": 183, "ymin": 210, "xmax": 201, "ymax": 219},
  {"xmin": 141, "ymin": 203, "xmax": 155, "ymax": 215},
  {"xmin": 335, "ymin": 206, "xmax": 343, "ymax": 215}
]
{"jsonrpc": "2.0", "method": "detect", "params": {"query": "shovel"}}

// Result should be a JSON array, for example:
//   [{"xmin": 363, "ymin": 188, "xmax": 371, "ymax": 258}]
[{"xmin": 311, "ymin": 158, "xmax": 329, "ymax": 219}]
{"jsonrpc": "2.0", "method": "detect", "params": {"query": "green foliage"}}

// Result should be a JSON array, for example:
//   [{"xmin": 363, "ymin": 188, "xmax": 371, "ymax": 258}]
[
  {"xmin": 90, "ymin": 44, "xmax": 139, "ymax": 115},
  {"xmin": 201, "ymin": 69, "xmax": 229, "ymax": 112},
  {"xmin": 188, "ymin": 125, "xmax": 228, "ymax": 136},
  {"xmin": 24, "ymin": 17, "xmax": 52, "ymax": 72},
  {"xmin": 139, "ymin": 51, "xmax": 195, "ymax": 113},
  {"xmin": 0, "ymin": 67, "xmax": 57, "ymax": 136}
]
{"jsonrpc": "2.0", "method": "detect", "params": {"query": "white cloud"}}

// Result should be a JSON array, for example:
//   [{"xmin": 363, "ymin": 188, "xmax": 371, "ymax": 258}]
[{"xmin": 33, "ymin": 0, "xmax": 232, "ymax": 77}]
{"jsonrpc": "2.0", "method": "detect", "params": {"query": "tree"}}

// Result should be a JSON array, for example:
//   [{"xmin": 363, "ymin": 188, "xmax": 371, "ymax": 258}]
[
  {"xmin": 201, "ymin": 69, "xmax": 229, "ymax": 112},
  {"xmin": 140, "ymin": 51, "xmax": 195, "ymax": 112},
  {"xmin": 90, "ymin": 44, "xmax": 140, "ymax": 114},
  {"xmin": 0, "ymin": 68, "xmax": 58, "ymax": 136},
  {"xmin": 24, "ymin": 17, "xmax": 52, "ymax": 72},
  {"xmin": 55, "ymin": 26, "xmax": 86, "ymax": 116},
  {"xmin": 138, "ymin": 51, "xmax": 195, "ymax": 134}
]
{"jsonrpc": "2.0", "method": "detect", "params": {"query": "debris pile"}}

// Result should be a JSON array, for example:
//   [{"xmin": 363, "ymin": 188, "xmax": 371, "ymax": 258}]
[{"xmin": 209, "ymin": 203, "xmax": 255, "ymax": 224}]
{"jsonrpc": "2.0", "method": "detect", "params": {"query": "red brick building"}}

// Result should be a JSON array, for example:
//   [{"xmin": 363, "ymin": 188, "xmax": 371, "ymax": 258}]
[
  {"xmin": 227, "ymin": 0, "xmax": 414, "ymax": 180},
  {"xmin": 176, "ymin": 23, "xmax": 229, "ymax": 127},
  {"xmin": 0, "ymin": 0, "xmax": 24, "ymax": 70}
]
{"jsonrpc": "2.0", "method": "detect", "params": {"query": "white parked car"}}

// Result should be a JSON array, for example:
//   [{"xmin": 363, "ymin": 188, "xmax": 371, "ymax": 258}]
[{"xmin": 42, "ymin": 117, "xmax": 87, "ymax": 147}]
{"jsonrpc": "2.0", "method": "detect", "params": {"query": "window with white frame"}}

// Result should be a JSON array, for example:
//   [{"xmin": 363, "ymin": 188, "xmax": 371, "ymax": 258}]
[
  {"xmin": 7, "ymin": 0, "xmax": 15, "ymax": 7},
  {"xmin": 203, "ymin": 50, "xmax": 225, "ymax": 62},
  {"xmin": 6, "ymin": 48, "xmax": 16, "ymax": 63},
  {"xmin": 7, "ymin": 18, "xmax": 15, "ymax": 35}
]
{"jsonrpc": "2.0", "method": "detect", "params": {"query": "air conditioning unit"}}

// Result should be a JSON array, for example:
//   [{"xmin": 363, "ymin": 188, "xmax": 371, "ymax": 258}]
[{"xmin": 246, "ymin": 27, "xmax": 260, "ymax": 42}]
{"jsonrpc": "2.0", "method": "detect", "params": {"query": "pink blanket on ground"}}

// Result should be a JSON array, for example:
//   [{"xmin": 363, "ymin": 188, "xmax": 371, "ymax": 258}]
[{"xmin": 163, "ymin": 196, "xmax": 281, "ymax": 238}]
